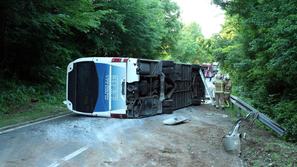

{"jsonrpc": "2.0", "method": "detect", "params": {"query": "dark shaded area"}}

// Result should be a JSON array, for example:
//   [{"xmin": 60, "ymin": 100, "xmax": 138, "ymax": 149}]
[{"xmin": 0, "ymin": 0, "xmax": 181, "ymax": 83}]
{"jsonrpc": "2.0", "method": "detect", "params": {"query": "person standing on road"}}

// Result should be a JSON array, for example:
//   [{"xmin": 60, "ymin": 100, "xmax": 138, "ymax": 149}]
[
  {"xmin": 213, "ymin": 74, "xmax": 224, "ymax": 109},
  {"xmin": 224, "ymin": 75, "xmax": 232, "ymax": 107}
]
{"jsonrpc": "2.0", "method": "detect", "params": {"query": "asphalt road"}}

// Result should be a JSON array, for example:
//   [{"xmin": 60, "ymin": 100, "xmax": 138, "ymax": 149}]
[{"xmin": 0, "ymin": 105, "xmax": 243, "ymax": 167}]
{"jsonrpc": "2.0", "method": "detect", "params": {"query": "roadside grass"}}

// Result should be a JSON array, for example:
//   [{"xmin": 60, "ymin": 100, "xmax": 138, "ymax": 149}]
[
  {"xmin": 226, "ymin": 106, "xmax": 297, "ymax": 166},
  {"xmin": 0, "ymin": 79, "xmax": 67, "ymax": 128},
  {"xmin": 0, "ymin": 102, "xmax": 67, "ymax": 127}
]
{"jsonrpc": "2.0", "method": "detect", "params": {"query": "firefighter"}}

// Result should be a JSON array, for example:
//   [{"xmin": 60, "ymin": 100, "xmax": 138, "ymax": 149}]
[
  {"xmin": 213, "ymin": 73, "xmax": 224, "ymax": 109},
  {"xmin": 224, "ymin": 75, "xmax": 232, "ymax": 107}
]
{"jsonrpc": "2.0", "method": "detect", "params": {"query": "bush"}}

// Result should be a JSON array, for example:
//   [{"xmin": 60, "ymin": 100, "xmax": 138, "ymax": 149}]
[
  {"xmin": 0, "ymin": 79, "xmax": 64, "ymax": 114},
  {"xmin": 273, "ymin": 100, "xmax": 297, "ymax": 141}
]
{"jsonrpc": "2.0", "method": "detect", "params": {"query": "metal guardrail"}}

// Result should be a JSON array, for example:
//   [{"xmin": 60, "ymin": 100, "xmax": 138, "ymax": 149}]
[{"xmin": 230, "ymin": 95, "xmax": 286, "ymax": 136}]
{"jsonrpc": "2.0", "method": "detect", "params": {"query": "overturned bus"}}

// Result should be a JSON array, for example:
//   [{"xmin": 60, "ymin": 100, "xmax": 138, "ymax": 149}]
[{"xmin": 64, "ymin": 57, "xmax": 205, "ymax": 118}]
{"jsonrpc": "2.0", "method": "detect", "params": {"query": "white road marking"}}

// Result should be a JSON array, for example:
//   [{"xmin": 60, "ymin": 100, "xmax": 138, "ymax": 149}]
[
  {"xmin": 47, "ymin": 162, "xmax": 60, "ymax": 167},
  {"xmin": 62, "ymin": 146, "xmax": 89, "ymax": 161},
  {"xmin": 0, "ymin": 113, "xmax": 72, "ymax": 135},
  {"xmin": 47, "ymin": 145, "xmax": 89, "ymax": 167}
]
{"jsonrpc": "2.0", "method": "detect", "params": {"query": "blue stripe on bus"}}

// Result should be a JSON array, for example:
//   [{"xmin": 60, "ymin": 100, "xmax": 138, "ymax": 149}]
[{"xmin": 94, "ymin": 63, "xmax": 110, "ymax": 112}]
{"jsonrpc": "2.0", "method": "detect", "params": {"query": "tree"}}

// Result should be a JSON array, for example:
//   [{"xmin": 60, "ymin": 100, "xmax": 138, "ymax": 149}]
[
  {"xmin": 158, "ymin": 0, "xmax": 182, "ymax": 58},
  {"xmin": 171, "ymin": 23, "xmax": 213, "ymax": 63},
  {"xmin": 0, "ymin": 0, "xmax": 182, "ymax": 85},
  {"xmin": 212, "ymin": 0, "xmax": 297, "ymax": 139}
]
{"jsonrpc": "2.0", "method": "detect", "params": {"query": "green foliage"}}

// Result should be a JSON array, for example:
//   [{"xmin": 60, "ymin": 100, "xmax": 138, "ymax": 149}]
[
  {"xmin": 171, "ymin": 23, "xmax": 214, "ymax": 63},
  {"xmin": 0, "ymin": 79, "xmax": 65, "ymax": 127},
  {"xmin": 273, "ymin": 101, "xmax": 297, "ymax": 139},
  {"xmin": 103, "ymin": 0, "xmax": 166, "ymax": 58},
  {"xmin": 0, "ymin": 0, "xmax": 101, "ymax": 85},
  {"xmin": 158, "ymin": 0, "xmax": 182, "ymax": 57},
  {"xmin": 0, "ymin": 0, "xmax": 182, "ymax": 84},
  {"xmin": 212, "ymin": 0, "xmax": 297, "ymax": 140},
  {"xmin": 0, "ymin": 79, "xmax": 64, "ymax": 114}
]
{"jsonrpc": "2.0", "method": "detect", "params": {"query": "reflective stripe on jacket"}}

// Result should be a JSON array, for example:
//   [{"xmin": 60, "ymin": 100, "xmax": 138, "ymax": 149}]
[{"xmin": 214, "ymin": 79, "xmax": 224, "ymax": 93}]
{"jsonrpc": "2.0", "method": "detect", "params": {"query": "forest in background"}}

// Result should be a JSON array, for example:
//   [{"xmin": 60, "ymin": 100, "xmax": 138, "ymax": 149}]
[{"xmin": 0, "ymin": 0, "xmax": 296, "ymax": 140}]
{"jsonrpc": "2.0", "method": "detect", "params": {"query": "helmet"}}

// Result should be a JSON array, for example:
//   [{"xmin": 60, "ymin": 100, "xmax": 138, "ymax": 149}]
[{"xmin": 225, "ymin": 74, "xmax": 230, "ymax": 80}]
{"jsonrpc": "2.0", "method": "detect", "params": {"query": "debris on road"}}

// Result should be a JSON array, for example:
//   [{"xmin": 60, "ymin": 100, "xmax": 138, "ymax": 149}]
[
  {"xmin": 162, "ymin": 116, "xmax": 189, "ymax": 125},
  {"xmin": 223, "ymin": 119, "xmax": 242, "ymax": 154}
]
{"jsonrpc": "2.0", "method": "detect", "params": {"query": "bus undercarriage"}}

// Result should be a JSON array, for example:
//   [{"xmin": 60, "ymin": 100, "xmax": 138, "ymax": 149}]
[{"xmin": 65, "ymin": 58, "xmax": 205, "ymax": 118}]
